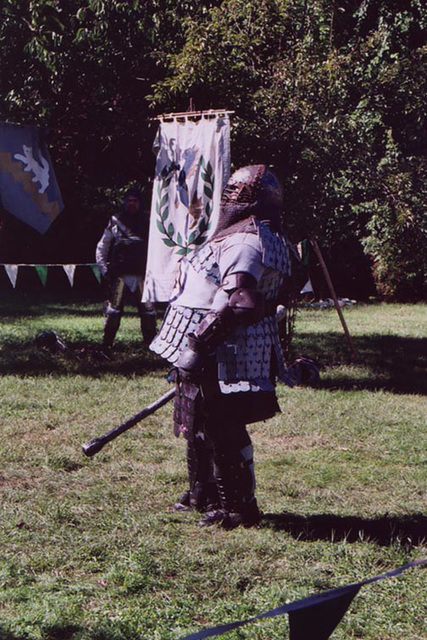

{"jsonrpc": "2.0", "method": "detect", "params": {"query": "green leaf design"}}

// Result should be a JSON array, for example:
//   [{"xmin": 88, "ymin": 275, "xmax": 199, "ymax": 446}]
[
  {"xmin": 162, "ymin": 238, "xmax": 176, "ymax": 247},
  {"xmin": 204, "ymin": 185, "xmax": 213, "ymax": 199},
  {"xmin": 160, "ymin": 193, "xmax": 169, "ymax": 208},
  {"xmin": 155, "ymin": 154, "xmax": 216, "ymax": 254}
]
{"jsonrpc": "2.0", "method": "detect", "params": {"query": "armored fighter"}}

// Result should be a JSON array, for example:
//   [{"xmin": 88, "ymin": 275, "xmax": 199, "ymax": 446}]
[
  {"xmin": 150, "ymin": 165, "xmax": 292, "ymax": 529},
  {"xmin": 96, "ymin": 187, "xmax": 156, "ymax": 350}
]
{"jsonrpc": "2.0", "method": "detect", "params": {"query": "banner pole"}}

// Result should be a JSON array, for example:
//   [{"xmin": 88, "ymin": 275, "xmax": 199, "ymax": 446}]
[{"xmin": 310, "ymin": 236, "xmax": 357, "ymax": 358}]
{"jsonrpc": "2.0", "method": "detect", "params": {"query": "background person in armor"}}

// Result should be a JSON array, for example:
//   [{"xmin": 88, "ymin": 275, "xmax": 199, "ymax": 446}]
[
  {"xmin": 96, "ymin": 187, "xmax": 156, "ymax": 351},
  {"xmin": 150, "ymin": 165, "xmax": 293, "ymax": 529}
]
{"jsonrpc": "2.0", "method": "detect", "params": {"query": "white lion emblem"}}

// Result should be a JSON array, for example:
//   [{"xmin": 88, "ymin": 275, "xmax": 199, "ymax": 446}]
[{"xmin": 14, "ymin": 145, "xmax": 50, "ymax": 194}]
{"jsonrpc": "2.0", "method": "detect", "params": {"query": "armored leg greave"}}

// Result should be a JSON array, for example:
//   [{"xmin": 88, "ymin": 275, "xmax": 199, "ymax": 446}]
[
  {"xmin": 103, "ymin": 319, "xmax": 120, "ymax": 347},
  {"xmin": 213, "ymin": 442, "xmax": 256, "ymax": 513},
  {"xmin": 198, "ymin": 437, "xmax": 260, "ymax": 529},
  {"xmin": 203, "ymin": 409, "xmax": 258, "ymax": 517},
  {"xmin": 173, "ymin": 380, "xmax": 218, "ymax": 512},
  {"xmin": 103, "ymin": 306, "xmax": 122, "ymax": 348},
  {"xmin": 186, "ymin": 430, "xmax": 218, "ymax": 511},
  {"xmin": 102, "ymin": 279, "xmax": 125, "ymax": 348},
  {"xmin": 134, "ymin": 287, "xmax": 157, "ymax": 345},
  {"xmin": 139, "ymin": 308, "xmax": 157, "ymax": 345}
]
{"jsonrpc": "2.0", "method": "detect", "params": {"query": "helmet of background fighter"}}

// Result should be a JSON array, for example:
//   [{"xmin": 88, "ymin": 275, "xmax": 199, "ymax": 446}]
[
  {"xmin": 122, "ymin": 187, "xmax": 142, "ymax": 215},
  {"xmin": 214, "ymin": 165, "xmax": 283, "ymax": 236}
]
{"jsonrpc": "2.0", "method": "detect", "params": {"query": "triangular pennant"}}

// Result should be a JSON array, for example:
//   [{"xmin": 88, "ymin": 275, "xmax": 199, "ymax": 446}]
[
  {"xmin": 288, "ymin": 585, "xmax": 360, "ymax": 640},
  {"xmin": 91, "ymin": 263, "xmax": 101, "ymax": 284},
  {"xmin": 35, "ymin": 264, "xmax": 48, "ymax": 287},
  {"xmin": 4, "ymin": 264, "xmax": 19, "ymax": 288},
  {"xmin": 63, "ymin": 264, "xmax": 76, "ymax": 286},
  {"xmin": 300, "ymin": 278, "xmax": 314, "ymax": 294},
  {"xmin": 174, "ymin": 558, "xmax": 427, "ymax": 640}
]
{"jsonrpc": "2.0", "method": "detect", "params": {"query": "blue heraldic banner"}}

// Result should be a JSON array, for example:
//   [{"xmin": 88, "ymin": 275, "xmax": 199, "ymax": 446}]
[{"xmin": 0, "ymin": 122, "xmax": 64, "ymax": 234}]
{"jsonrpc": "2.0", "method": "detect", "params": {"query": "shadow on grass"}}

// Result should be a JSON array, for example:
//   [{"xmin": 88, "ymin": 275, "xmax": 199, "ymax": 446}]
[
  {"xmin": 0, "ymin": 339, "xmax": 168, "ymax": 377},
  {"xmin": 1, "ymin": 298, "xmax": 426, "ymax": 390},
  {"xmin": 262, "ymin": 511, "xmax": 427, "ymax": 547},
  {"xmin": 0, "ymin": 627, "xmax": 82, "ymax": 640},
  {"xmin": 1, "ymin": 332, "xmax": 426, "ymax": 391},
  {"xmin": 0, "ymin": 624, "xmax": 148, "ymax": 640},
  {"xmin": 0, "ymin": 632, "xmax": 28, "ymax": 640},
  {"xmin": 0, "ymin": 302, "xmax": 101, "ymax": 317},
  {"xmin": 292, "ymin": 332, "xmax": 427, "ymax": 395}
]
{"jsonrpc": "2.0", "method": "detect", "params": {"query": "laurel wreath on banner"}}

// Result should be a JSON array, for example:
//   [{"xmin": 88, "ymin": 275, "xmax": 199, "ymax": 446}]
[{"xmin": 155, "ymin": 156, "xmax": 214, "ymax": 256}]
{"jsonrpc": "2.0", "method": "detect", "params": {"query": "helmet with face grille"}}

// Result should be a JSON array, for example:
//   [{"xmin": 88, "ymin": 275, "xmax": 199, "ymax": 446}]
[
  {"xmin": 212, "ymin": 165, "xmax": 283, "ymax": 238},
  {"xmin": 221, "ymin": 164, "xmax": 283, "ymax": 209}
]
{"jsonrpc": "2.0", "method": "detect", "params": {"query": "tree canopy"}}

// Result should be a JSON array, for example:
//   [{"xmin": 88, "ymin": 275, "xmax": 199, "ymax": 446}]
[{"xmin": 0, "ymin": 0, "xmax": 426, "ymax": 299}]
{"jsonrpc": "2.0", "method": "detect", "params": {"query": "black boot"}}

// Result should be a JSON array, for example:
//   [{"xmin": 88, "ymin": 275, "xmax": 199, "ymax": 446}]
[
  {"xmin": 198, "ymin": 442, "xmax": 259, "ymax": 528},
  {"xmin": 198, "ymin": 500, "xmax": 261, "ymax": 529},
  {"xmin": 173, "ymin": 490, "xmax": 192, "ymax": 512},
  {"xmin": 173, "ymin": 482, "xmax": 220, "ymax": 513}
]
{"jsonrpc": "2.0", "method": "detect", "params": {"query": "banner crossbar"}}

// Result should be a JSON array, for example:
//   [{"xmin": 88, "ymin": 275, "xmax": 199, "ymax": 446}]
[{"xmin": 151, "ymin": 109, "xmax": 234, "ymax": 122}]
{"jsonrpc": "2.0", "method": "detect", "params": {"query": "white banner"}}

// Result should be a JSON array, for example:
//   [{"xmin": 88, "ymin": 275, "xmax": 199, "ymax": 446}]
[{"xmin": 143, "ymin": 114, "xmax": 231, "ymax": 302}]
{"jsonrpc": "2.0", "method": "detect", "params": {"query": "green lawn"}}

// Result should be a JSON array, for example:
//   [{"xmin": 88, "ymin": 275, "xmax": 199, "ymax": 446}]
[{"xmin": 0, "ymin": 294, "xmax": 426, "ymax": 640}]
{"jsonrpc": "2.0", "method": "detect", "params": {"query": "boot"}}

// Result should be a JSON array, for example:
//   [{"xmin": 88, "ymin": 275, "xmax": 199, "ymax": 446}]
[
  {"xmin": 198, "ymin": 499, "xmax": 261, "ymax": 529},
  {"xmin": 198, "ymin": 443, "xmax": 259, "ymax": 528},
  {"xmin": 173, "ymin": 490, "xmax": 192, "ymax": 512},
  {"xmin": 173, "ymin": 482, "xmax": 219, "ymax": 513}
]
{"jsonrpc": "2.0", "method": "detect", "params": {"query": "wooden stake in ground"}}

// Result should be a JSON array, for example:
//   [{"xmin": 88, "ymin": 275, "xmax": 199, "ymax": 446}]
[{"xmin": 310, "ymin": 236, "xmax": 357, "ymax": 359}]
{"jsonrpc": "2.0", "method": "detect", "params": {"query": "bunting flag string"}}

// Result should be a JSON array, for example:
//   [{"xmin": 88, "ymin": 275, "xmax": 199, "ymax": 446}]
[
  {"xmin": 175, "ymin": 557, "xmax": 427, "ymax": 640},
  {"xmin": 0, "ymin": 263, "xmax": 100, "ymax": 288}
]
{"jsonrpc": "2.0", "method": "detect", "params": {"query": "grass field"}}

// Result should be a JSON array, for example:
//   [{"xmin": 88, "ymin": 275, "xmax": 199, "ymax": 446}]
[{"xmin": 0, "ymin": 293, "xmax": 426, "ymax": 640}]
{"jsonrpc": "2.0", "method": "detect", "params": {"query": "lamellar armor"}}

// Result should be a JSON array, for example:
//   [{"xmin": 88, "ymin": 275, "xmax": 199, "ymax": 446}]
[{"xmin": 150, "ymin": 218, "xmax": 291, "ymax": 392}]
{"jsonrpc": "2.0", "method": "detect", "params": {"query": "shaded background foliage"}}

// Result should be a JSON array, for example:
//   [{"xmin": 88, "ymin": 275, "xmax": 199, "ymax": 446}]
[{"xmin": 0, "ymin": 0, "xmax": 426, "ymax": 300}]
